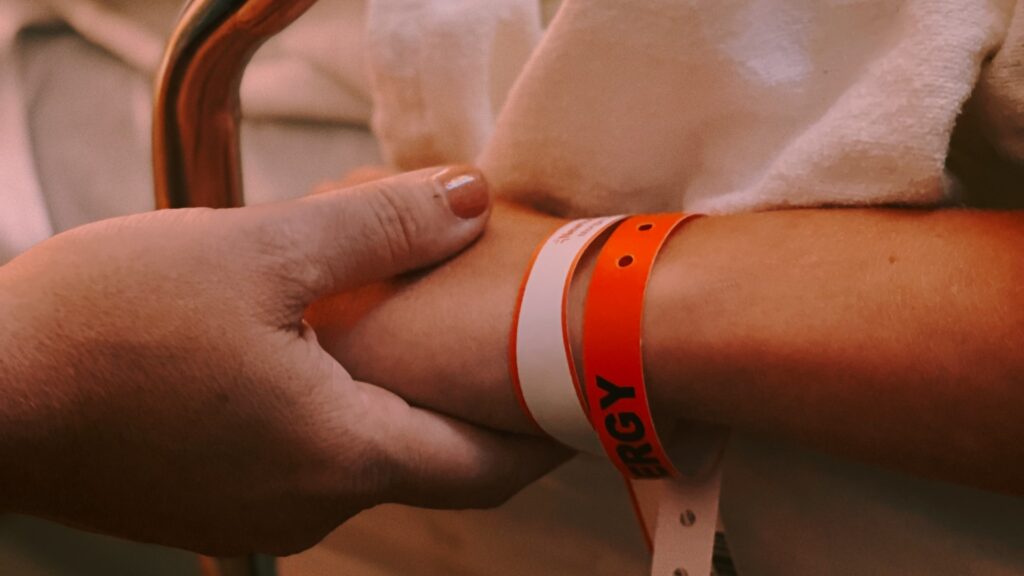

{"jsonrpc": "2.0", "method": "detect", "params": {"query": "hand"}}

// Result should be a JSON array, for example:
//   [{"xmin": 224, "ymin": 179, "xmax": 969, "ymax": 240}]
[
  {"xmin": 0, "ymin": 167, "xmax": 565, "ymax": 556},
  {"xmin": 310, "ymin": 198, "xmax": 571, "ymax": 435}
]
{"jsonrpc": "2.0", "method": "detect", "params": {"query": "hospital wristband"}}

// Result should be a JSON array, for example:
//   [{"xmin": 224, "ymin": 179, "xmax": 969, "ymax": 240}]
[
  {"xmin": 511, "ymin": 212, "xmax": 726, "ymax": 576},
  {"xmin": 509, "ymin": 216, "xmax": 626, "ymax": 454},
  {"xmin": 582, "ymin": 213, "xmax": 725, "ymax": 576},
  {"xmin": 582, "ymin": 214, "xmax": 700, "ymax": 478}
]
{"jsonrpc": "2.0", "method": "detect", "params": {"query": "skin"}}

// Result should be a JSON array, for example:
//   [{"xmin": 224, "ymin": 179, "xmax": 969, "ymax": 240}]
[
  {"xmin": 310, "ymin": 172, "xmax": 1024, "ymax": 496},
  {"xmin": 0, "ymin": 167, "xmax": 565, "ymax": 556},
  {"xmin": 2, "ymin": 163, "xmax": 1017, "ymax": 556}
]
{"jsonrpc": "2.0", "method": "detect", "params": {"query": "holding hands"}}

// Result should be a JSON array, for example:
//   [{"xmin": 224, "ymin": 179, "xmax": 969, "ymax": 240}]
[
  {"xmin": 5, "ymin": 161, "xmax": 1019, "ymax": 561},
  {"xmin": 308, "ymin": 185, "xmax": 568, "ymax": 436},
  {"xmin": 0, "ymin": 167, "xmax": 564, "ymax": 555}
]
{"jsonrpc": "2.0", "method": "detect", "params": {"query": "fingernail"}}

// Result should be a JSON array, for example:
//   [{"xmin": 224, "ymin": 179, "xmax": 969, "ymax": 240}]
[{"xmin": 435, "ymin": 166, "xmax": 490, "ymax": 219}]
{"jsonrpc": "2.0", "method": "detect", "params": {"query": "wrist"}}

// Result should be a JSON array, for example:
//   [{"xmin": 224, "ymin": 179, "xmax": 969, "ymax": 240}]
[
  {"xmin": 565, "ymin": 234, "xmax": 602, "ymax": 389},
  {"xmin": 641, "ymin": 216, "xmax": 722, "ymax": 423},
  {"xmin": 565, "ymin": 216, "xmax": 711, "ymax": 424}
]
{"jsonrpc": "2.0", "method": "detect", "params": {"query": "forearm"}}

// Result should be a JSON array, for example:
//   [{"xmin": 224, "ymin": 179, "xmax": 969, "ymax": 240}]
[
  {"xmin": 0, "ymin": 263, "xmax": 48, "ymax": 513},
  {"xmin": 0, "ymin": 289, "xmax": 17, "ymax": 512},
  {"xmin": 638, "ymin": 208, "xmax": 1024, "ymax": 493},
  {"xmin": 0, "ymin": 258, "xmax": 79, "ymax": 516}
]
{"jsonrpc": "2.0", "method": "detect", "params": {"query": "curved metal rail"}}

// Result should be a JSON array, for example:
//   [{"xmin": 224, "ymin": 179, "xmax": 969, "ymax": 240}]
[
  {"xmin": 154, "ymin": 0, "xmax": 317, "ymax": 209},
  {"xmin": 153, "ymin": 1, "xmax": 321, "ymax": 574}
]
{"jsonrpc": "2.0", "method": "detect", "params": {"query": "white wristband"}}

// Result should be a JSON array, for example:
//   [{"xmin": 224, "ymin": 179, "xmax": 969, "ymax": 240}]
[{"xmin": 511, "ymin": 216, "xmax": 625, "ymax": 455}]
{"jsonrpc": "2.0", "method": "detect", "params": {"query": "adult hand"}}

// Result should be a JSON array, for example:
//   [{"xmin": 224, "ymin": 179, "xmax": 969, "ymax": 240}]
[
  {"xmin": 310, "ymin": 199, "xmax": 569, "ymax": 435},
  {"xmin": 0, "ymin": 167, "xmax": 565, "ymax": 556}
]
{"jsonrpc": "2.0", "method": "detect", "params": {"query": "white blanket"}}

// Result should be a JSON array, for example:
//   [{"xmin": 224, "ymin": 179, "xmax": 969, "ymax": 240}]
[{"xmin": 369, "ymin": 0, "xmax": 1021, "ymax": 215}]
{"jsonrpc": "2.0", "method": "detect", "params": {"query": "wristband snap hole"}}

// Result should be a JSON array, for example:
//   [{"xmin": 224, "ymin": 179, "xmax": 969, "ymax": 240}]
[
  {"xmin": 680, "ymin": 509, "xmax": 697, "ymax": 526},
  {"xmin": 618, "ymin": 255, "xmax": 635, "ymax": 268},
  {"xmin": 638, "ymin": 223, "xmax": 654, "ymax": 231}
]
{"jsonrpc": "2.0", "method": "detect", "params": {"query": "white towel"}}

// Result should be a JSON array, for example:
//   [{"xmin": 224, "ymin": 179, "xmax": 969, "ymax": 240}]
[
  {"xmin": 366, "ymin": 0, "xmax": 547, "ymax": 168},
  {"xmin": 369, "ymin": 0, "xmax": 1018, "ymax": 216}
]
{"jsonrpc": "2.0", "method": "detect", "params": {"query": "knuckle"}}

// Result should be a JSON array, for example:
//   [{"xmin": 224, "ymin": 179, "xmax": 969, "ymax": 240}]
[
  {"xmin": 240, "ymin": 208, "xmax": 306, "ymax": 259},
  {"xmin": 235, "ymin": 207, "xmax": 325, "ymax": 292},
  {"xmin": 363, "ymin": 182, "xmax": 424, "ymax": 267}
]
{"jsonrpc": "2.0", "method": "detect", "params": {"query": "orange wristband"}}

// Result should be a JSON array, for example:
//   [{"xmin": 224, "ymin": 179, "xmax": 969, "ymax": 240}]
[{"xmin": 582, "ymin": 213, "xmax": 700, "ymax": 479}]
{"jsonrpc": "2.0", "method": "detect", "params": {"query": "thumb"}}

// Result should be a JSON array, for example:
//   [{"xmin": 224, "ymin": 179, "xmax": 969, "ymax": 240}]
[{"xmin": 244, "ymin": 166, "xmax": 491, "ymax": 303}]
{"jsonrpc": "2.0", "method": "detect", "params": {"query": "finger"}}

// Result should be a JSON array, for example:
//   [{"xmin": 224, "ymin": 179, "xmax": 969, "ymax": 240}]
[
  {"xmin": 357, "ymin": 382, "xmax": 571, "ymax": 510},
  {"xmin": 245, "ymin": 165, "xmax": 491, "ymax": 304},
  {"xmin": 311, "ymin": 166, "xmax": 397, "ymax": 195}
]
